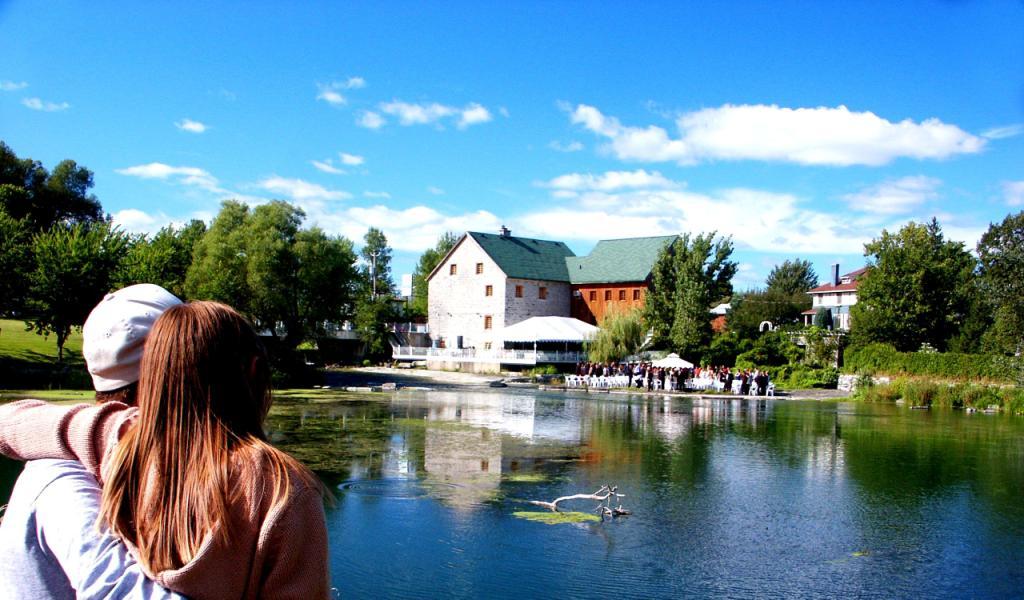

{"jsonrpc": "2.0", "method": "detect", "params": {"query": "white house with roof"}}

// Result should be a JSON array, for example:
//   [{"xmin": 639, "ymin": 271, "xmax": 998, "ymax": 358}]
[
  {"xmin": 420, "ymin": 227, "xmax": 576, "ymax": 371},
  {"xmin": 802, "ymin": 264, "xmax": 869, "ymax": 330},
  {"xmin": 394, "ymin": 227, "xmax": 675, "ymax": 372}
]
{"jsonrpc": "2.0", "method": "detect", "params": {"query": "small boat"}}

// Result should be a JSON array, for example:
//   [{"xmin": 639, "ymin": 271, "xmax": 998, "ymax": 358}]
[{"xmin": 488, "ymin": 379, "xmax": 508, "ymax": 388}]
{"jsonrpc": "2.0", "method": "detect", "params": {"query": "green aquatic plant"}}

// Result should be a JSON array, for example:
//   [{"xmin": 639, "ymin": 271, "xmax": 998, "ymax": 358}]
[
  {"xmin": 502, "ymin": 473, "xmax": 549, "ymax": 483},
  {"xmin": 513, "ymin": 511, "xmax": 601, "ymax": 525}
]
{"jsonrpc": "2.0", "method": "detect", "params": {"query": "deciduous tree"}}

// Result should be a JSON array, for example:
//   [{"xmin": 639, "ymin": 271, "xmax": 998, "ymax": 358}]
[
  {"xmin": 117, "ymin": 220, "xmax": 206, "ymax": 298},
  {"xmin": 587, "ymin": 307, "xmax": 645, "ymax": 363},
  {"xmin": 851, "ymin": 219, "xmax": 976, "ymax": 351},
  {"xmin": 645, "ymin": 233, "xmax": 736, "ymax": 358},
  {"xmin": 0, "ymin": 207, "xmax": 31, "ymax": 315},
  {"xmin": 976, "ymin": 211, "xmax": 1024, "ymax": 355},
  {"xmin": 766, "ymin": 259, "xmax": 818, "ymax": 296},
  {"xmin": 29, "ymin": 222, "xmax": 129, "ymax": 361}
]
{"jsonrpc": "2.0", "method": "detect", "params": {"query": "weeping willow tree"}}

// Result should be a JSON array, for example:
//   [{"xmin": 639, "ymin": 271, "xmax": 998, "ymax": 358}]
[{"xmin": 586, "ymin": 307, "xmax": 646, "ymax": 363}]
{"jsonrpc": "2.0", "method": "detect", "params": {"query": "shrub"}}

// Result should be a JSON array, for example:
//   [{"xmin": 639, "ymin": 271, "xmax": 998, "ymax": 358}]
[
  {"xmin": 844, "ymin": 343, "xmax": 1020, "ymax": 382},
  {"xmin": 902, "ymin": 380, "xmax": 940, "ymax": 407}
]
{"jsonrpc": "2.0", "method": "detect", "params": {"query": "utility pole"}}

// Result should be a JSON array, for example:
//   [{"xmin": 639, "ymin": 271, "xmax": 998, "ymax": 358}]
[{"xmin": 370, "ymin": 249, "xmax": 381, "ymax": 300}]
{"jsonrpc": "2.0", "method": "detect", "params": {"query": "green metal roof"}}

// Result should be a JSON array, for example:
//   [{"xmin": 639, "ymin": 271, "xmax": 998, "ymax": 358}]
[
  {"xmin": 468, "ymin": 231, "xmax": 575, "ymax": 282},
  {"xmin": 566, "ymin": 235, "xmax": 676, "ymax": 284}
]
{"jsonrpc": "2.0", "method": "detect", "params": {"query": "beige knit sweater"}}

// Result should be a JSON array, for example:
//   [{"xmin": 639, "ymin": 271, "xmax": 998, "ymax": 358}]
[{"xmin": 0, "ymin": 400, "xmax": 330, "ymax": 600}]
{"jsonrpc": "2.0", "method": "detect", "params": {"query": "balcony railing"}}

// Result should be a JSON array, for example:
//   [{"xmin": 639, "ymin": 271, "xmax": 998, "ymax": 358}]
[{"xmin": 391, "ymin": 346, "xmax": 583, "ymax": 365}]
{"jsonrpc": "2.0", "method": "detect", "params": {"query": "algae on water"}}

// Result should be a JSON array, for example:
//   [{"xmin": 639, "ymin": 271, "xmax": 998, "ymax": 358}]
[{"xmin": 513, "ymin": 511, "xmax": 601, "ymax": 525}]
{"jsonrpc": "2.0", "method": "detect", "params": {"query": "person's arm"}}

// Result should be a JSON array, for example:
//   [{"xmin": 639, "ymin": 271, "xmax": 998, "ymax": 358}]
[
  {"xmin": 256, "ymin": 485, "xmax": 331, "ymax": 599},
  {"xmin": 28, "ymin": 459, "xmax": 187, "ymax": 600},
  {"xmin": 0, "ymin": 400, "xmax": 133, "ymax": 478}
]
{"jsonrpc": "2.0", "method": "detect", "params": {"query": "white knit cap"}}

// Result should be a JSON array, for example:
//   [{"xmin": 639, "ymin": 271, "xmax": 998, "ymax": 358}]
[{"xmin": 82, "ymin": 284, "xmax": 182, "ymax": 392}]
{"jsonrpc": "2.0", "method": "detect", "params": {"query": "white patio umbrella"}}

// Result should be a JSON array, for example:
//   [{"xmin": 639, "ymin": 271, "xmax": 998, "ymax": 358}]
[{"xmin": 652, "ymin": 353, "xmax": 694, "ymax": 369}]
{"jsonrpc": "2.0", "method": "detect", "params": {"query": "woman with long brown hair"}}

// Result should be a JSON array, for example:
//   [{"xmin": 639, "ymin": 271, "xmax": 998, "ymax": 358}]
[{"xmin": 0, "ymin": 301, "xmax": 330, "ymax": 599}]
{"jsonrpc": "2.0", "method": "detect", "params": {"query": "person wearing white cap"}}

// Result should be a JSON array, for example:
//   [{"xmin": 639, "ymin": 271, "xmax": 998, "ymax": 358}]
[
  {"xmin": 0, "ymin": 284, "xmax": 185, "ymax": 599},
  {"xmin": 84, "ymin": 283, "xmax": 183, "ymax": 404}
]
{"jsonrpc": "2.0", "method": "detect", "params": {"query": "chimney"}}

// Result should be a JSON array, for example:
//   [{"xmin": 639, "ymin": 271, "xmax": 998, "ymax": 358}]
[
  {"xmin": 499, "ymin": 225, "xmax": 511, "ymax": 237},
  {"xmin": 831, "ymin": 264, "xmax": 840, "ymax": 286}
]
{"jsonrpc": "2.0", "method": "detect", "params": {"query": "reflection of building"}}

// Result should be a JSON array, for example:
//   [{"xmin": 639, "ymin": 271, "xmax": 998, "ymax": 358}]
[
  {"xmin": 423, "ymin": 425, "xmax": 503, "ymax": 508},
  {"xmin": 803, "ymin": 264, "xmax": 869, "ymax": 330}
]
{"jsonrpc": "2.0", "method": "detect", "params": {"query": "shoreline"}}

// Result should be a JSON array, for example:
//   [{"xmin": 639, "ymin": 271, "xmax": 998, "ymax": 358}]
[{"xmin": 328, "ymin": 367, "xmax": 852, "ymax": 401}]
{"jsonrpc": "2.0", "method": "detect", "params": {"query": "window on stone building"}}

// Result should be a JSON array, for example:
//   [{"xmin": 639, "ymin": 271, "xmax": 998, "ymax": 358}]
[
  {"xmin": 484, "ymin": 315, "xmax": 492, "ymax": 329},
  {"xmin": 618, "ymin": 289, "xmax": 626, "ymax": 301},
  {"xmin": 604, "ymin": 290, "xmax": 611, "ymax": 301},
  {"xmin": 589, "ymin": 291, "xmax": 597, "ymax": 301},
  {"xmin": 515, "ymin": 285, "xmax": 523, "ymax": 298},
  {"xmin": 633, "ymin": 289, "xmax": 641, "ymax": 301},
  {"xmin": 485, "ymin": 285, "xmax": 493, "ymax": 296},
  {"xmin": 476, "ymin": 262, "xmax": 483, "ymax": 274},
  {"xmin": 450, "ymin": 264, "xmax": 457, "ymax": 275},
  {"xmin": 539, "ymin": 286, "xmax": 548, "ymax": 299}
]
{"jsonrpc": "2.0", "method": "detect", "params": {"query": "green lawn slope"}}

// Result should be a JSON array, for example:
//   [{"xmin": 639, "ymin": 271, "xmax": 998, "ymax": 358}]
[{"xmin": 0, "ymin": 319, "xmax": 89, "ymax": 389}]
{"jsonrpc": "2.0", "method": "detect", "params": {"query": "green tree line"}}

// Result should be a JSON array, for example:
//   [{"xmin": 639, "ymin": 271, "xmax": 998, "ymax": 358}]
[{"xmin": 0, "ymin": 141, "xmax": 397, "ymax": 364}]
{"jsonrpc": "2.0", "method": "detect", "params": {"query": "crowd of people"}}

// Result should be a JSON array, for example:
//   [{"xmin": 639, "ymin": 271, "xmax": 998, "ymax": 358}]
[{"xmin": 574, "ymin": 361, "xmax": 772, "ymax": 395}]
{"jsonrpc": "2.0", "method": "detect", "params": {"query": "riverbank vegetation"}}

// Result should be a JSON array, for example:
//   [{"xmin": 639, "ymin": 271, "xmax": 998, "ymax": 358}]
[{"xmin": 855, "ymin": 378, "xmax": 1024, "ymax": 414}]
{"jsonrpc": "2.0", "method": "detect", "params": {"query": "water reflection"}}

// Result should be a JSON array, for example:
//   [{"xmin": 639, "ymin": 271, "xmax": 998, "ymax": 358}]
[{"xmin": 237, "ymin": 390, "xmax": 1024, "ymax": 597}]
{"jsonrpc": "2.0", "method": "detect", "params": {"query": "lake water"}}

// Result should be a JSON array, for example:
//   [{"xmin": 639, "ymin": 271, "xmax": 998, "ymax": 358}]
[{"xmin": 4, "ymin": 389, "xmax": 1024, "ymax": 598}]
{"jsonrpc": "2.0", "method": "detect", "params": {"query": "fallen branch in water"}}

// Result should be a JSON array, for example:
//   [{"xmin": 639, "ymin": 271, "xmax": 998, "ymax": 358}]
[{"xmin": 529, "ymin": 484, "xmax": 632, "ymax": 518}]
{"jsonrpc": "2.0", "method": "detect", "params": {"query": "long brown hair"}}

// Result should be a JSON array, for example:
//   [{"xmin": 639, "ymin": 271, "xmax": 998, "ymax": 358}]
[{"xmin": 100, "ymin": 301, "xmax": 320, "ymax": 573}]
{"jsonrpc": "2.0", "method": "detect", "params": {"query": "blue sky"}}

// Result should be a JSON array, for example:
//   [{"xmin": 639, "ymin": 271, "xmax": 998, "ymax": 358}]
[{"xmin": 2, "ymin": 1, "xmax": 1022, "ymax": 292}]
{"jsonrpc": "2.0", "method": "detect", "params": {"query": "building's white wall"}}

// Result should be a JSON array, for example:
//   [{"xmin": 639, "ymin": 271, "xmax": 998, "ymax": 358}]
[
  {"xmin": 810, "ymin": 290, "xmax": 858, "ymax": 330},
  {"xmin": 811, "ymin": 291, "xmax": 858, "ymax": 309},
  {"xmin": 427, "ymin": 238, "xmax": 574, "ymax": 351},
  {"xmin": 503, "ymin": 278, "xmax": 571, "ymax": 328},
  {"xmin": 428, "ymin": 237, "xmax": 506, "ymax": 350}
]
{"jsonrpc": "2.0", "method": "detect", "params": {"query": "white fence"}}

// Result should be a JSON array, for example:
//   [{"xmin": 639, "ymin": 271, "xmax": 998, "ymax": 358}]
[{"xmin": 391, "ymin": 346, "xmax": 583, "ymax": 365}]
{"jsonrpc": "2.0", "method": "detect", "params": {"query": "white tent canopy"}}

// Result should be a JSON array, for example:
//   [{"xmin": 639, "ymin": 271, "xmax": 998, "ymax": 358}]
[
  {"xmin": 652, "ymin": 353, "xmax": 694, "ymax": 369},
  {"xmin": 502, "ymin": 316, "xmax": 599, "ymax": 343}
]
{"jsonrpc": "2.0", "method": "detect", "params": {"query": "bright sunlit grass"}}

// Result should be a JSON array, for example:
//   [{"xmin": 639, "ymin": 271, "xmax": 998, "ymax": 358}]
[{"xmin": 0, "ymin": 319, "xmax": 84, "ymax": 364}]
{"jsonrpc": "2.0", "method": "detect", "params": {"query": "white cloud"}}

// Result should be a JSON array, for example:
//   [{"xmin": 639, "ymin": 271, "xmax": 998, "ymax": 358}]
[
  {"xmin": 457, "ymin": 103, "xmax": 492, "ymax": 129},
  {"xmin": 843, "ymin": 176, "xmax": 941, "ymax": 215},
  {"xmin": 0, "ymin": 80, "xmax": 28, "ymax": 91},
  {"xmin": 376, "ymin": 100, "xmax": 493, "ymax": 129},
  {"xmin": 1004, "ymin": 181, "xmax": 1024, "ymax": 206},
  {"xmin": 363, "ymin": 191, "xmax": 391, "ymax": 199},
  {"xmin": 427, "ymin": 186, "xmax": 445, "ymax": 196},
  {"xmin": 316, "ymin": 83, "xmax": 347, "ymax": 106},
  {"xmin": 569, "ymin": 103, "xmax": 985, "ymax": 166},
  {"xmin": 340, "ymin": 153, "xmax": 364, "ymax": 166},
  {"xmin": 544, "ymin": 169, "xmax": 679, "ymax": 193},
  {"xmin": 175, "ymin": 118, "xmax": 207, "ymax": 133},
  {"xmin": 257, "ymin": 176, "xmax": 351, "ymax": 202},
  {"xmin": 524, "ymin": 171, "xmax": 877, "ymax": 255},
  {"xmin": 982, "ymin": 124, "xmax": 1024, "ymax": 140},
  {"xmin": 499, "ymin": 107, "xmax": 510, "ymax": 118},
  {"xmin": 116, "ymin": 163, "xmax": 220, "ymax": 191},
  {"xmin": 358, "ymin": 111, "xmax": 385, "ymax": 129},
  {"xmin": 344, "ymin": 76, "xmax": 366, "ymax": 89},
  {"xmin": 549, "ymin": 140, "xmax": 584, "ymax": 152},
  {"xmin": 380, "ymin": 100, "xmax": 455, "ymax": 125},
  {"xmin": 111, "ymin": 208, "xmax": 212, "ymax": 236},
  {"xmin": 22, "ymin": 97, "xmax": 70, "ymax": 112},
  {"xmin": 306, "ymin": 205, "xmax": 501, "ymax": 252},
  {"xmin": 311, "ymin": 160, "xmax": 346, "ymax": 175},
  {"xmin": 112, "ymin": 208, "xmax": 160, "ymax": 232}
]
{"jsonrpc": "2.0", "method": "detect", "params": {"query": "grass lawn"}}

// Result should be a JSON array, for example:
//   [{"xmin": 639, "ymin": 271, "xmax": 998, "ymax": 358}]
[
  {"xmin": 0, "ymin": 389, "xmax": 94, "ymax": 404},
  {"xmin": 0, "ymin": 319, "xmax": 84, "ymax": 365}
]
